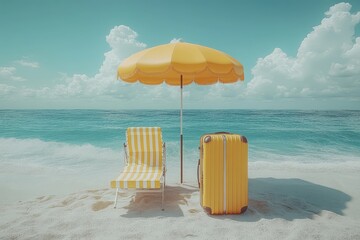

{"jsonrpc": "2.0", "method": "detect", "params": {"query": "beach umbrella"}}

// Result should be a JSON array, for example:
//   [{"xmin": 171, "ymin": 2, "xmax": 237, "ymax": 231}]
[{"xmin": 118, "ymin": 42, "xmax": 244, "ymax": 183}]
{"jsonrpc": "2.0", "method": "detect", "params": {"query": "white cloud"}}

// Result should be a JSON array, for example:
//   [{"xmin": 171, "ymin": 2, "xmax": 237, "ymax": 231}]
[
  {"xmin": 0, "ymin": 83, "xmax": 16, "ymax": 96},
  {"xmin": 32, "ymin": 25, "xmax": 147, "ymax": 98},
  {"xmin": 100, "ymin": 25, "xmax": 146, "ymax": 77},
  {"xmin": 0, "ymin": 66, "xmax": 25, "ymax": 81},
  {"xmin": 15, "ymin": 59, "xmax": 40, "ymax": 68},
  {"xmin": 0, "ymin": 67, "xmax": 16, "ymax": 76},
  {"xmin": 246, "ymin": 2, "xmax": 360, "ymax": 100},
  {"xmin": 170, "ymin": 38, "xmax": 182, "ymax": 43}
]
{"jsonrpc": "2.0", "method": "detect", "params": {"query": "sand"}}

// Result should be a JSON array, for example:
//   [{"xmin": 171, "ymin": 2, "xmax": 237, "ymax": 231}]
[{"xmin": 1, "ymin": 165, "xmax": 360, "ymax": 240}]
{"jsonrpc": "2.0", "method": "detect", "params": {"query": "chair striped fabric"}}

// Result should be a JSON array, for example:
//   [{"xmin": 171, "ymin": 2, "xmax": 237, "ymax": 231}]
[
  {"xmin": 126, "ymin": 127, "xmax": 163, "ymax": 170},
  {"xmin": 111, "ymin": 127, "xmax": 166, "ymax": 210}
]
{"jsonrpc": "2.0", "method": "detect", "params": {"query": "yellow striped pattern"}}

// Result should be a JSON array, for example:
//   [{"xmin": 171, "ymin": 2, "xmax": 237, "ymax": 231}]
[
  {"xmin": 111, "ymin": 127, "xmax": 163, "ymax": 189},
  {"xmin": 111, "ymin": 171, "xmax": 162, "ymax": 189},
  {"xmin": 127, "ymin": 127, "xmax": 163, "ymax": 167}
]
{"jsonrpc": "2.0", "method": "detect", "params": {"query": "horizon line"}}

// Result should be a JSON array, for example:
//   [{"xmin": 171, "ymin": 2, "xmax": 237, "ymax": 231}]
[{"xmin": 1, "ymin": 108, "xmax": 359, "ymax": 111}]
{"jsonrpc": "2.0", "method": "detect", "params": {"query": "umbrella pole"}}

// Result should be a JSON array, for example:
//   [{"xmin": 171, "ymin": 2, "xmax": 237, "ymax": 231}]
[{"xmin": 180, "ymin": 75, "xmax": 183, "ymax": 184}]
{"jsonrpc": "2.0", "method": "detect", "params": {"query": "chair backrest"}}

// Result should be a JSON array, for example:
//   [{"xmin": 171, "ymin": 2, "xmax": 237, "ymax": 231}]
[{"xmin": 126, "ymin": 127, "xmax": 163, "ymax": 167}]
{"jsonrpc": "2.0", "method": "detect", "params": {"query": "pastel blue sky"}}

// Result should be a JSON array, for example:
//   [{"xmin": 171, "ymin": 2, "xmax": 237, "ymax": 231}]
[{"xmin": 0, "ymin": 0, "xmax": 360, "ymax": 109}]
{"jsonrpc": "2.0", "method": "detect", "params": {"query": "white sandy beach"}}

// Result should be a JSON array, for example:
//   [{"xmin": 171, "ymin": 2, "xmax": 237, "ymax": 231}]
[{"xmin": 1, "ymin": 163, "xmax": 359, "ymax": 240}]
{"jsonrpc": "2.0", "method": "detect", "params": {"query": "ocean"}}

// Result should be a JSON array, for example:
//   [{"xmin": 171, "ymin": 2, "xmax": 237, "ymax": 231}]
[{"xmin": 1, "ymin": 109, "xmax": 360, "ymax": 202}]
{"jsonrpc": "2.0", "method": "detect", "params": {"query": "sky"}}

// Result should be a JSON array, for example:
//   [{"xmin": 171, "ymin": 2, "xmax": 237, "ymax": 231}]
[{"xmin": 0, "ymin": 0, "xmax": 360, "ymax": 109}]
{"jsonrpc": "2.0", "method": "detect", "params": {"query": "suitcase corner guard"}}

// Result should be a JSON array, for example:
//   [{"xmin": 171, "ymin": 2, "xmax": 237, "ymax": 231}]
[{"xmin": 204, "ymin": 135, "xmax": 211, "ymax": 143}]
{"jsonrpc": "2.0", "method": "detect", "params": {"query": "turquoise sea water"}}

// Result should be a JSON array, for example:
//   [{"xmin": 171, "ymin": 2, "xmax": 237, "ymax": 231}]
[
  {"xmin": 1, "ymin": 109, "xmax": 360, "ymax": 164},
  {"xmin": 1, "ymin": 109, "xmax": 360, "ymax": 202}
]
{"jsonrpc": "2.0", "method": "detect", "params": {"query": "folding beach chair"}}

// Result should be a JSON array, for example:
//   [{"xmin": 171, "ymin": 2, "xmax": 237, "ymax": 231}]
[{"xmin": 111, "ymin": 127, "xmax": 166, "ymax": 210}]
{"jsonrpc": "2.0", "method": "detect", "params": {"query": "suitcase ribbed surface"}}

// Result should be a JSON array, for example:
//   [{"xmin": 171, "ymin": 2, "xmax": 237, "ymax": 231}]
[{"xmin": 200, "ymin": 133, "xmax": 248, "ymax": 214}]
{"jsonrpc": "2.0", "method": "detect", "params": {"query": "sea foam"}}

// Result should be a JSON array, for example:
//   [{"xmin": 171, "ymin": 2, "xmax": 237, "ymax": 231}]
[
  {"xmin": 0, "ymin": 137, "xmax": 121, "ymax": 173},
  {"xmin": 1, "ymin": 137, "xmax": 359, "ymax": 173}
]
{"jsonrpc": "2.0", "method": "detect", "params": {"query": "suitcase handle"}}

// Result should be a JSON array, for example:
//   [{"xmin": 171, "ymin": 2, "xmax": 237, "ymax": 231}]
[
  {"xmin": 214, "ymin": 131, "xmax": 231, "ymax": 134},
  {"xmin": 197, "ymin": 159, "xmax": 200, "ymax": 188}
]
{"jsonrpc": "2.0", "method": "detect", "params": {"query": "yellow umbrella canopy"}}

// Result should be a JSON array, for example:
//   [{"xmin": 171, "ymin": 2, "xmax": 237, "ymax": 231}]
[
  {"xmin": 118, "ymin": 42, "xmax": 244, "ymax": 85},
  {"xmin": 117, "ymin": 42, "xmax": 244, "ymax": 183}
]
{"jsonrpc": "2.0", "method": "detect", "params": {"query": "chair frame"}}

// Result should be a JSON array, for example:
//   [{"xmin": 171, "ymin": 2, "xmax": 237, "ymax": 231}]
[{"xmin": 113, "ymin": 142, "xmax": 166, "ymax": 210}]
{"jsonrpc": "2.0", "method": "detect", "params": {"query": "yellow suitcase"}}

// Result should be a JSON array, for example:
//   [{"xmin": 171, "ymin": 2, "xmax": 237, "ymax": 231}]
[{"xmin": 198, "ymin": 132, "xmax": 248, "ymax": 215}]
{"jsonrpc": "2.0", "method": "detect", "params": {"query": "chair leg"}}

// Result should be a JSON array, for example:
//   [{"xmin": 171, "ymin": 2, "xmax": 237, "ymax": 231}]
[{"xmin": 114, "ymin": 188, "xmax": 119, "ymax": 208}]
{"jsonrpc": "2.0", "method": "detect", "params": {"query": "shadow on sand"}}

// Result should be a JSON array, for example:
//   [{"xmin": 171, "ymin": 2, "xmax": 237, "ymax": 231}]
[
  {"xmin": 120, "ymin": 178, "xmax": 351, "ymax": 221},
  {"xmin": 121, "ymin": 184, "xmax": 198, "ymax": 218},
  {"xmin": 210, "ymin": 177, "xmax": 351, "ymax": 222}
]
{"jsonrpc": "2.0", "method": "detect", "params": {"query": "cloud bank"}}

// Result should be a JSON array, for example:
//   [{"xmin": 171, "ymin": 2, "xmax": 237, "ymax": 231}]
[{"xmin": 246, "ymin": 2, "xmax": 360, "ymax": 100}]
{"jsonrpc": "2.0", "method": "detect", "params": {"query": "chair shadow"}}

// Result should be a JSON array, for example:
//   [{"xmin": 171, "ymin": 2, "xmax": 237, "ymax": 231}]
[
  {"xmin": 121, "ymin": 184, "xmax": 198, "ymax": 218},
  {"xmin": 210, "ymin": 178, "xmax": 351, "ymax": 222}
]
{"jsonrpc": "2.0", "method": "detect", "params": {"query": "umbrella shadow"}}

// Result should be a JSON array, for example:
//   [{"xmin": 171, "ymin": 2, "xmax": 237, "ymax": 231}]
[
  {"xmin": 121, "ymin": 184, "xmax": 198, "ymax": 218},
  {"xmin": 209, "ymin": 178, "xmax": 351, "ymax": 222}
]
